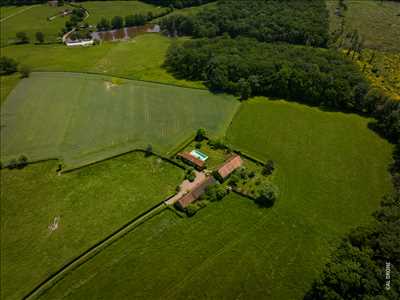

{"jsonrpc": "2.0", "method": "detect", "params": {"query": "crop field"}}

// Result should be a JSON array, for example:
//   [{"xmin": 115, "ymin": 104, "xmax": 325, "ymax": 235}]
[
  {"xmin": 2, "ymin": 34, "xmax": 203, "ymax": 88},
  {"xmin": 81, "ymin": 1, "xmax": 168, "ymax": 25},
  {"xmin": 327, "ymin": 0, "xmax": 400, "ymax": 52},
  {"xmin": 0, "ymin": 4, "xmax": 68, "ymax": 46},
  {"xmin": 0, "ymin": 72, "xmax": 238, "ymax": 169},
  {"xmin": 33, "ymin": 98, "xmax": 393, "ymax": 300},
  {"xmin": 0, "ymin": 152, "xmax": 183, "ymax": 300}
]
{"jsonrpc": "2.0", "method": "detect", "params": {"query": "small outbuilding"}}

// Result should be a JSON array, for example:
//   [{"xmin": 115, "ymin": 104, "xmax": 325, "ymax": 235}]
[
  {"xmin": 177, "ymin": 152, "xmax": 205, "ymax": 170},
  {"xmin": 216, "ymin": 154, "xmax": 243, "ymax": 181}
]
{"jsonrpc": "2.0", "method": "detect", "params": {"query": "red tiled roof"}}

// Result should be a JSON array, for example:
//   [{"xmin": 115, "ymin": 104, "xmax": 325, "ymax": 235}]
[
  {"xmin": 177, "ymin": 152, "xmax": 205, "ymax": 169},
  {"xmin": 177, "ymin": 176, "xmax": 215, "ymax": 208},
  {"xmin": 217, "ymin": 154, "xmax": 243, "ymax": 179}
]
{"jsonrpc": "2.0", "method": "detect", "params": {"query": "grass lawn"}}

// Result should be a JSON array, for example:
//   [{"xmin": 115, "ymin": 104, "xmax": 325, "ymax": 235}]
[
  {"xmin": 327, "ymin": 0, "xmax": 400, "ymax": 52},
  {"xmin": 36, "ymin": 97, "xmax": 393, "ymax": 300},
  {"xmin": 81, "ymin": 1, "xmax": 168, "ymax": 25},
  {"xmin": 1, "ymin": 72, "xmax": 239, "ymax": 169},
  {"xmin": 0, "ymin": 4, "xmax": 69, "ymax": 46},
  {"xmin": 0, "ymin": 152, "xmax": 183, "ymax": 300},
  {"xmin": 1, "ymin": 34, "xmax": 203, "ymax": 88},
  {"xmin": 0, "ymin": 74, "xmax": 20, "ymax": 104}
]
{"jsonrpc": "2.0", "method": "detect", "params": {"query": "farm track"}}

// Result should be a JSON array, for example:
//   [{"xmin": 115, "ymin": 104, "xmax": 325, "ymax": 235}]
[
  {"xmin": 0, "ymin": 5, "xmax": 34, "ymax": 22},
  {"xmin": 23, "ymin": 199, "xmax": 172, "ymax": 300}
]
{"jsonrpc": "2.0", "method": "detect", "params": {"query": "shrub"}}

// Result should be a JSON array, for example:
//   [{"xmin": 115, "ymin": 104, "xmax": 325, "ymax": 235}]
[
  {"xmin": 8, "ymin": 159, "xmax": 18, "ymax": 170},
  {"xmin": 185, "ymin": 169, "xmax": 196, "ymax": 182},
  {"xmin": 111, "ymin": 16, "xmax": 124, "ymax": 29},
  {"xmin": 35, "ymin": 31, "xmax": 45, "ymax": 44},
  {"xmin": 185, "ymin": 203, "xmax": 199, "ymax": 217},
  {"xmin": 97, "ymin": 18, "xmax": 111, "ymax": 31},
  {"xmin": 256, "ymin": 183, "xmax": 279, "ymax": 207},
  {"xmin": 15, "ymin": 31, "xmax": 29, "ymax": 44},
  {"xmin": 145, "ymin": 144, "xmax": 153, "ymax": 157},
  {"xmin": 262, "ymin": 160, "xmax": 275, "ymax": 176},
  {"xmin": 205, "ymin": 184, "xmax": 228, "ymax": 202},
  {"xmin": 195, "ymin": 128, "xmax": 206, "ymax": 141},
  {"xmin": 19, "ymin": 65, "xmax": 31, "ymax": 78},
  {"xmin": 17, "ymin": 155, "xmax": 28, "ymax": 169},
  {"xmin": 208, "ymin": 138, "xmax": 226, "ymax": 150},
  {"xmin": 248, "ymin": 171, "xmax": 256, "ymax": 178},
  {"xmin": 228, "ymin": 173, "xmax": 240, "ymax": 187},
  {"xmin": 0, "ymin": 56, "xmax": 18, "ymax": 75},
  {"xmin": 195, "ymin": 142, "xmax": 202, "ymax": 149}
]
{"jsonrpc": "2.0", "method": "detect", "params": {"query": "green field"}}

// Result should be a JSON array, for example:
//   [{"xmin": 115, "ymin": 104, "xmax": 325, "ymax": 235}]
[
  {"xmin": 0, "ymin": 73, "xmax": 20, "ymax": 104},
  {"xmin": 0, "ymin": 72, "xmax": 239, "ymax": 169},
  {"xmin": 0, "ymin": 152, "xmax": 183, "ymax": 300},
  {"xmin": 81, "ymin": 0, "xmax": 168, "ymax": 25},
  {"xmin": 37, "ymin": 98, "xmax": 393, "ymax": 299},
  {"xmin": 0, "ymin": 4, "xmax": 68, "ymax": 46},
  {"xmin": 1, "ymin": 34, "xmax": 203, "ymax": 88},
  {"xmin": 327, "ymin": 0, "xmax": 400, "ymax": 52}
]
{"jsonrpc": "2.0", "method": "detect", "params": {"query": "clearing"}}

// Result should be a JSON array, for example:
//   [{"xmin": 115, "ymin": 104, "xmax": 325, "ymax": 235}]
[
  {"xmin": 37, "ymin": 97, "xmax": 392, "ymax": 300},
  {"xmin": 0, "ymin": 72, "xmax": 239, "ymax": 170},
  {"xmin": 0, "ymin": 152, "xmax": 183, "ymax": 300}
]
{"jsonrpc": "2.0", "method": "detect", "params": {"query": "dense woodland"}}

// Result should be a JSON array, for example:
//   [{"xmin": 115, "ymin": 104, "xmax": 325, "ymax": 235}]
[
  {"xmin": 160, "ymin": 0, "xmax": 329, "ymax": 47},
  {"xmin": 165, "ymin": 37, "xmax": 367, "ymax": 109}
]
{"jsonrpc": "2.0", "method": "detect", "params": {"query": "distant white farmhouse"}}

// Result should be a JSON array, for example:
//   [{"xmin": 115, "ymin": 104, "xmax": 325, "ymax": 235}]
[{"xmin": 65, "ymin": 39, "xmax": 94, "ymax": 47}]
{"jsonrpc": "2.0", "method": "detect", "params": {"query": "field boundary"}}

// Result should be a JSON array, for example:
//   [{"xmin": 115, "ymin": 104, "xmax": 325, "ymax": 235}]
[
  {"xmin": 31, "ymin": 70, "xmax": 208, "ymax": 91},
  {"xmin": 22, "ymin": 194, "xmax": 177, "ymax": 300}
]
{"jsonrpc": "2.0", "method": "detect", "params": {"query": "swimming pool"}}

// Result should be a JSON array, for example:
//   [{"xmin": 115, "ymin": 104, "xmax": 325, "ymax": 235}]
[{"xmin": 190, "ymin": 149, "xmax": 208, "ymax": 161}]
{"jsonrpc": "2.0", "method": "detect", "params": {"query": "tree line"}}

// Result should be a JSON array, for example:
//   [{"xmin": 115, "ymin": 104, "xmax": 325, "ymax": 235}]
[
  {"xmin": 160, "ymin": 0, "xmax": 329, "ymax": 47},
  {"xmin": 96, "ymin": 10, "xmax": 169, "ymax": 31}
]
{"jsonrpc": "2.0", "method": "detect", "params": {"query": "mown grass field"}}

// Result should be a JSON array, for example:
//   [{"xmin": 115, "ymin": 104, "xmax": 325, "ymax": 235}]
[
  {"xmin": 0, "ymin": 4, "xmax": 68, "ymax": 46},
  {"xmin": 327, "ymin": 0, "xmax": 400, "ymax": 52},
  {"xmin": 0, "ymin": 152, "xmax": 183, "ymax": 300},
  {"xmin": 0, "ymin": 72, "xmax": 238, "ymax": 169},
  {"xmin": 0, "ymin": 73, "xmax": 20, "ymax": 104},
  {"xmin": 2, "ymin": 34, "xmax": 203, "ymax": 88},
  {"xmin": 81, "ymin": 1, "xmax": 168, "ymax": 25},
  {"xmin": 38, "ymin": 98, "xmax": 393, "ymax": 300}
]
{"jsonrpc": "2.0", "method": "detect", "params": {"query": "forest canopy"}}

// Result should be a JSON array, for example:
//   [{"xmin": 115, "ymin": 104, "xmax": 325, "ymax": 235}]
[
  {"xmin": 160, "ymin": 0, "xmax": 329, "ymax": 47},
  {"xmin": 165, "ymin": 37, "xmax": 366, "ymax": 109}
]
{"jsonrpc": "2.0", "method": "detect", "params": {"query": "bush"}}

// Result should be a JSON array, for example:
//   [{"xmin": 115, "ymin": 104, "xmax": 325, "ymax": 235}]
[
  {"xmin": 204, "ymin": 184, "xmax": 228, "ymax": 202},
  {"xmin": 97, "ymin": 18, "xmax": 111, "ymax": 31},
  {"xmin": 185, "ymin": 169, "xmax": 196, "ymax": 182},
  {"xmin": 248, "ymin": 171, "xmax": 256, "ymax": 178},
  {"xmin": 7, "ymin": 159, "xmax": 18, "ymax": 170},
  {"xmin": 17, "ymin": 155, "xmax": 28, "ymax": 169},
  {"xmin": 256, "ymin": 183, "xmax": 279, "ymax": 207},
  {"xmin": 262, "ymin": 160, "xmax": 275, "ymax": 176},
  {"xmin": 228, "ymin": 173, "xmax": 240, "ymax": 187},
  {"xmin": 15, "ymin": 31, "xmax": 29, "ymax": 44},
  {"xmin": 185, "ymin": 203, "xmax": 199, "ymax": 217},
  {"xmin": 19, "ymin": 65, "xmax": 31, "ymax": 78},
  {"xmin": 208, "ymin": 138, "xmax": 226, "ymax": 150},
  {"xmin": 35, "ymin": 31, "xmax": 45, "ymax": 44},
  {"xmin": 111, "ymin": 16, "xmax": 124, "ymax": 29},
  {"xmin": 195, "ymin": 128, "xmax": 206, "ymax": 141},
  {"xmin": 0, "ymin": 56, "xmax": 18, "ymax": 75},
  {"xmin": 195, "ymin": 142, "xmax": 202, "ymax": 149},
  {"xmin": 145, "ymin": 144, "xmax": 153, "ymax": 157}
]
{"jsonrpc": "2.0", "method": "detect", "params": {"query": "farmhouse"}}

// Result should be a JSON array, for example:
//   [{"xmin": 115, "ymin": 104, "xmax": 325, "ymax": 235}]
[
  {"xmin": 216, "ymin": 154, "xmax": 243, "ymax": 181},
  {"xmin": 177, "ymin": 152, "xmax": 205, "ymax": 170},
  {"xmin": 175, "ymin": 175, "xmax": 216, "ymax": 209}
]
